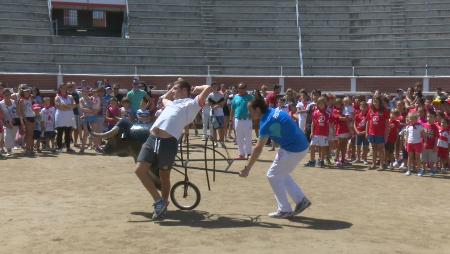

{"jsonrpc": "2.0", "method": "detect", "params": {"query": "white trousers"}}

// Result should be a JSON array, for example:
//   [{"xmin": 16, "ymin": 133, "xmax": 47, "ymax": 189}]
[
  {"xmin": 4, "ymin": 126, "xmax": 18, "ymax": 151},
  {"xmin": 234, "ymin": 118, "xmax": 252, "ymax": 156},
  {"xmin": 298, "ymin": 118, "xmax": 306, "ymax": 132},
  {"xmin": 267, "ymin": 148, "xmax": 308, "ymax": 212},
  {"xmin": 202, "ymin": 109, "xmax": 211, "ymax": 138}
]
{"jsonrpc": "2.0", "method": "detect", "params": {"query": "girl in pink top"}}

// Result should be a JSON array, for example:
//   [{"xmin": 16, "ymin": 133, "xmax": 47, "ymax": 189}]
[{"xmin": 106, "ymin": 98, "xmax": 121, "ymax": 130}]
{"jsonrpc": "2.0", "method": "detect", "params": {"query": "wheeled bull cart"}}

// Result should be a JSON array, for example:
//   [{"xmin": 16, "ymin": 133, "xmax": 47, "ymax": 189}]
[{"xmin": 149, "ymin": 136, "xmax": 239, "ymax": 210}]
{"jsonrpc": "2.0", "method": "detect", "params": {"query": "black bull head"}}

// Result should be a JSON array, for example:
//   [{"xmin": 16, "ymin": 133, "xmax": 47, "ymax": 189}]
[
  {"xmin": 88, "ymin": 119, "xmax": 150, "ymax": 160},
  {"xmin": 88, "ymin": 119, "xmax": 161, "ymax": 188}
]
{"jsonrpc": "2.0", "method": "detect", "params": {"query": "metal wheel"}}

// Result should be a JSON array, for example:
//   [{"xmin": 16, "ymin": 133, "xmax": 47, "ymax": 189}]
[{"xmin": 170, "ymin": 181, "xmax": 201, "ymax": 210}]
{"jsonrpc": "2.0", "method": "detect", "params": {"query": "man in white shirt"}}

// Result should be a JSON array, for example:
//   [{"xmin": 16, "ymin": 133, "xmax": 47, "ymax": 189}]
[
  {"xmin": 135, "ymin": 80, "xmax": 213, "ymax": 220},
  {"xmin": 207, "ymin": 83, "xmax": 226, "ymax": 147}
]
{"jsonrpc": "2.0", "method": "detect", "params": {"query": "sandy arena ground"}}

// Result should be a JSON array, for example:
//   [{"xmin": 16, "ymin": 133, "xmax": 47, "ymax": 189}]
[{"xmin": 1, "ymin": 135, "xmax": 450, "ymax": 254}]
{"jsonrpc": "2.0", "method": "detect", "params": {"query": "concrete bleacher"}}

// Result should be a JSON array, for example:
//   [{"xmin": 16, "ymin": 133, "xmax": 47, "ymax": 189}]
[
  {"xmin": 3, "ymin": 0, "xmax": 450, "ymax": 77},
  {"xmin": 0, "ymin": 0, "xmax": 301, "ymax": 76},
  {"xmin": 0, "ymin": 1, "xmax": 51, "ymax": 36},
  {"xmin": 298, "ymin": 0, "xmax": 450, "ymax": 76}
]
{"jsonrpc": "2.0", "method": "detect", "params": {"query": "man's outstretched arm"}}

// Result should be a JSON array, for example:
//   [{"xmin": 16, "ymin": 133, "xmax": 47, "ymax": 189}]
[{"xmin": 193, "ymin": 85, "xmax": 213, "ymax": 106}]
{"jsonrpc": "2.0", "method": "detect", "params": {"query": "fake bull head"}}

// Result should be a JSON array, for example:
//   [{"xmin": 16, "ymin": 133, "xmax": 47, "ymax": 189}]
[{"xmin": 87, "ymin": 119, "xmax": 150, "ymax": 160}]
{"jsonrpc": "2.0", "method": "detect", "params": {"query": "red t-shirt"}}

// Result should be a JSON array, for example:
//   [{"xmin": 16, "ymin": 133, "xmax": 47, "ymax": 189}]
[
  {"xmin": 353, "ymin": 102, "xmax": 360, "ymax": 115},
  {"xmin": 368, "ymin": 109, "xmax": 389, "ymax": 136},
  {"xmin": 387, "ymin": 119, "xmax": 401, "ymax": 143},
  {"xmin": 408, "ymin": 108, "xmax": 417, "ymax": 114},
  {"xmin": 354, "ymin": 110, "xmax": 368, "ymax": 133},
  {"xmin": 312, "ymin": 108, "xmax": 330, "ymax": 136},
  {"xmin": 107, "ymin": 106, "xmax": 121, "ymax": 126},
  {"xmin": 333, "ymin": 108, "xmax": 350, "ymax": 135},
  {"xmin": 397, "ymin": 112, "xmax": 408, "ymax": 124},
  {"xmin": 265, "ymin": 92, "xmax": 277, "ymax": 107},
  {"xmin": 423, "ymin": 122, "xmax": 439, "ymax": 149}
]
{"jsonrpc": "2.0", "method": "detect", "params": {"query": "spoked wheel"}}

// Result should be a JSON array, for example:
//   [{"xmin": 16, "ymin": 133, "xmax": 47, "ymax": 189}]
[{"xmin": 170, "ymin": 181, "xmax": 201, "ymax": 210}]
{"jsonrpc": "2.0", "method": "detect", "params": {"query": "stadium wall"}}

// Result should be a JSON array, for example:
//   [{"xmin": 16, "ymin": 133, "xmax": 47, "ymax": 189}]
[{"xmin": 1, "ymin": 73, "xmax": 449, "ymax": 94}]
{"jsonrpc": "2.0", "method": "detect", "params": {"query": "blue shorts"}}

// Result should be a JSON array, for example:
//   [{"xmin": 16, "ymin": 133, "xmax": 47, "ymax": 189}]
[
  {"xmin": 211, "ymin": 116, "xmax": 225, "ymax": 129},
  {"xmin": 368, "ymin": 135, "xmax": 385, "ymax": 144},
  {"xmin": 81, "ymin": 116, "xmax": 98, "ymax": 126},
  {"xmin": 44, "ymin": 131, "xmax": 56, "ymax": 139},
  {"xmin": 356, "ymin": 134, "xmax": 369, "ymax": 146}
]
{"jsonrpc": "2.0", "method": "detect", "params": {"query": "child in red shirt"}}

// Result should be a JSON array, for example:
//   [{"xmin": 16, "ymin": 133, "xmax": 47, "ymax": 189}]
[
  {"xmin": 305, "ymin": 96, "xmax": 329, "ymax": 167},
  {"xmin": 437, "ymin": 118, "xmax": 449, "ymax": 173},
  {"xmin": 354, "ymin": 100, "xmax": 369, "ymax": 164},
  {"xmin": 333, "ymin": 98, "xmax": 350, "ymax": 167},
  {"xmin": 420, "ymin": 111, "xmax": 439, "ymax": 176},
  {"xmin": 385, "ymin": 109, "xmax": 401, "ymax": 169},
  {"xmin": 366, "ymin": 96, "xmax": 390, "ymax": 170},
  {"xmin": 105, "ymin": 98, "xmax": 121, "ymax": 130}
]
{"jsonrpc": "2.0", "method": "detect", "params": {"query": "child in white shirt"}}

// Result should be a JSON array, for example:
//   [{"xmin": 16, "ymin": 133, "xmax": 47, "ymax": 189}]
[
  {"xmin": 404, "ymin": 112, "xmax": 424, "ymax": 176},
  {"xmin": 40, "ymin": 97, "xmax": 56, "ymax": 150}
]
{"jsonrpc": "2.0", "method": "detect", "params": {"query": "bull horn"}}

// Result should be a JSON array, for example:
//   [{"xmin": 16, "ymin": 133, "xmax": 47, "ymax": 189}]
[{"xmin": 89, "ymin": 125, "xmax": 120, "ymax": 139}]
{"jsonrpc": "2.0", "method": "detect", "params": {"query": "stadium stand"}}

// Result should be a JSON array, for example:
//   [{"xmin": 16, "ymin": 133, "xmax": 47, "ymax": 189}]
[
  {"xmin": 0, "ymin": 0, "xmax": 301, "ymax": 76},
  {"xmin": 299, "ymin": 0, "xmax": 450, "ymax": 76}
]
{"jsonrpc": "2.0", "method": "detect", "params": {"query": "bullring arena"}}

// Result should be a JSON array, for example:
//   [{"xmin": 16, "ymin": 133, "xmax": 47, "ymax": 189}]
[
  {"xmin": 2, "ymin": 0, "xmax": 450, "ymax": 253},
  {"xmin": 1, "ymin": 135, "xmax": 450, "ymax": 254}
]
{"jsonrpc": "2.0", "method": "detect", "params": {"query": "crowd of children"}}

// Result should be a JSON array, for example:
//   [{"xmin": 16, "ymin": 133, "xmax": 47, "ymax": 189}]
[{"xmin": 295, "ymin": 84, "xmax": 449, "ymax": 176}]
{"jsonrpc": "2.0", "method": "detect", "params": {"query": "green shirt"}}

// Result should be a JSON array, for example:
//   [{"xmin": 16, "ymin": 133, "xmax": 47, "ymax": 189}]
[
  {"xmin": 231, "ymin": 94, "xmax": 254, "ymax": 119},
  {"xmin": 127, "ymin": 89, "xmax": 147, "ymax": 113}
]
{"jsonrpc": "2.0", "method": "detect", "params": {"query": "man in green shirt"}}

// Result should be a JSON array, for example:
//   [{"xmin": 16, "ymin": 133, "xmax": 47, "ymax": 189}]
[
  {"xmin": 230, "ymin": 83, "xmax": 254, "ymax": 160},
  {"xmin": 127, "ymin": 79, "xmax": 151, "ymax": 114}
]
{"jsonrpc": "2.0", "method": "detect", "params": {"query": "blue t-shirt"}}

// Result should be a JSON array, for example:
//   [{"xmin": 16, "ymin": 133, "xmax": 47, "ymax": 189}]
[
  {"xmin": 259, "ymin": 108, "xmax": 309, "ymax": 153},
  {"xmin": 231, "ymin": 94, "xmax": 254, "ymax": 119}
]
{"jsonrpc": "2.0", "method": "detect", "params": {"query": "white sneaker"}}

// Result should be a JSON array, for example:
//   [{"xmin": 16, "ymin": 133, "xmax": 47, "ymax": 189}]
[
  {"xmin": 268, "ymin": 211, "xmax": 294, "ymax": 219},
  {"xmin": 363, "ymin": 160, "xmax": 369, "ymax": 165},
  {"xmin": 399, "ymin": 163, "xmax": 407, "ymax": 170},
  {"xmin": 392, "ymin": 161, "xmax": 399, "ymax": 168},
  {"xmin": 404, "ymin": 170, "xmax": 411, "ymax": 176},
  {"xmin": 351, "ymin": 159, "xmax": 361, "ymax": 164}
]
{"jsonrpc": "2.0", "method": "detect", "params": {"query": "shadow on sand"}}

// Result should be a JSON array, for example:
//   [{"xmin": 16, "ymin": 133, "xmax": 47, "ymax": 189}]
[{"xmin": 129, "ymin": 210, "xmax": 352, "ymax": 230}]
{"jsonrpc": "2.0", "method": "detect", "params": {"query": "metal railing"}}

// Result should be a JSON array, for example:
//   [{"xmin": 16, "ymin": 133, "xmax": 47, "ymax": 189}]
[
  {"xmin": 295, "ymin": 0, "xmax": 305, "ymax": 76},
  {"xmin": 47, "ymin": 0, "xmax": 54, "ymax": 35},
  {"xmin": 123, "ymin": 0, "xmax": 130, "ymax": 39}
]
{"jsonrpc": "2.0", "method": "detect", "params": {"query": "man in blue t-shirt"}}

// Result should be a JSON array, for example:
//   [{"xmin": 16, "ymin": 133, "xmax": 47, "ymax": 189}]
[{"xmin": 240, "ymin": 96, "xmax": 312, "ymax": 219}]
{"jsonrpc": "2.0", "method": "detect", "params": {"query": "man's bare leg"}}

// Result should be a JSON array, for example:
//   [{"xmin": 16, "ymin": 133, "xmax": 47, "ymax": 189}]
[
  {"xmin": 159, "ymin": 169, "xmax": 171, "ymax": 203},
  {"xmin": 135, "ymin": 162, "xmax": 161, "ymax": 202}
]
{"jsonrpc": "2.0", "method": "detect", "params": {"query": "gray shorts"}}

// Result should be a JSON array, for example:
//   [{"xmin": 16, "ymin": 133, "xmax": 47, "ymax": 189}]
[
  {"xmin": 421, "ymin": 149, "xmax": 437, "ymax": 163},
  {"xmin": 137, "ymin": 135, "xmax": 178, "ymax": 170}
]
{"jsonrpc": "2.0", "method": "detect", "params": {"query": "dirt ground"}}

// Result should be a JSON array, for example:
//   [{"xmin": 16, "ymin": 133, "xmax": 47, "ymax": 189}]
[{"xmin": 1, "ymin": 136, "xmax": 450, "ymax": 254}]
